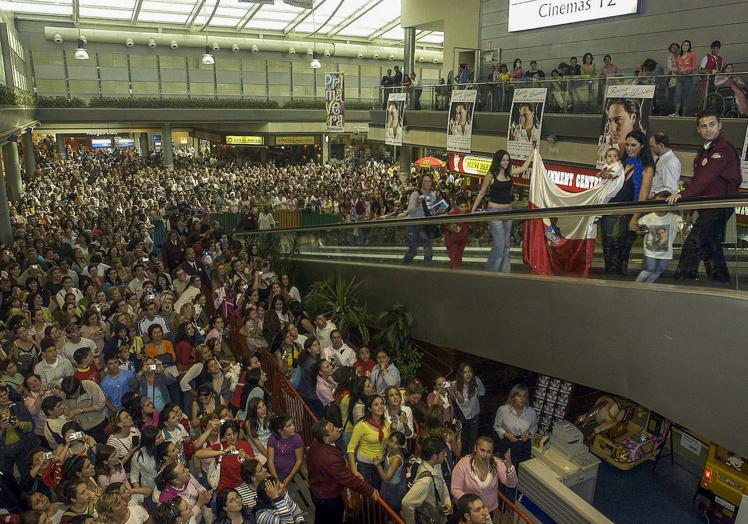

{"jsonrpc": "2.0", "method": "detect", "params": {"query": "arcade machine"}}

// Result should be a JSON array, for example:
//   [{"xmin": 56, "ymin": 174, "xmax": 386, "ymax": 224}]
[{"xmin": 697, "ymin": 444, "xmax": 748, "ymax": 523}]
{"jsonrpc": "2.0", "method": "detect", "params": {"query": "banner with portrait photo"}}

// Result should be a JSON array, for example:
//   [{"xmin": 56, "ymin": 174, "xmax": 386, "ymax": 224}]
[
  {"xmin": 325, "ymin": 72, "xmax": 345, "ymax": 133},
  {"xmin": 507, "ymin": 88, "xmax": 547, "ymax": 160},
  {"xmin": 385, "ymin": 92, "xmax": 406, "ymax": 146},
  {"xmin": 447, "ymin": 89, "xmax": 477, "ymax": 153},
  {"xmin": 741, "ymin": 124, "xmax": 748, "ymax": 189},
  {"xmin": 595, "ymin": 85, "xmax": 655, "ymax": 168}
]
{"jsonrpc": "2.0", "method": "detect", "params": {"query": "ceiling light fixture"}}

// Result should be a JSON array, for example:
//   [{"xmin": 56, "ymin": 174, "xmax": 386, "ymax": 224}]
[
  {"xmin": 75, "ymin": 38, "xmax": 88, "ymax": 60},
  {"xmin": 201, "ymin": 46, "xmax": 215, "ymax": 65},
  {"xmin": 310, "ymin": 52, "xmax": 321, "ymax": 69}
]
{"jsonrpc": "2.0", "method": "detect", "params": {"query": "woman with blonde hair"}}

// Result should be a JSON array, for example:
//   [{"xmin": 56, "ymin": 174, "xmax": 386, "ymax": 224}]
[{"xmin": 492, "ymin": 384, "xmax": 537, "ymax": 468}]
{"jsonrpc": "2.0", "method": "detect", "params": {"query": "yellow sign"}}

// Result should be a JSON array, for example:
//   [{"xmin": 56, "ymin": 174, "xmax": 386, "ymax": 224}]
[
  {"xmin": 462, "ymin": 155, "xmax": 493, "ymax": 176},
  {"xmin": 275, "ymin": 136, "xmax": 316, "ymax": 146},
  {"xmin": 226, "ymin": 135, "xmax": 264, "ymax": 146}
]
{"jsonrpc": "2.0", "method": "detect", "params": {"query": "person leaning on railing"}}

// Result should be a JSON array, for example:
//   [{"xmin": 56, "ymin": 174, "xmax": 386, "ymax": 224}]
[{"xmin": 308, "ymin": 419, "xmax": 379, "ymax": 524}]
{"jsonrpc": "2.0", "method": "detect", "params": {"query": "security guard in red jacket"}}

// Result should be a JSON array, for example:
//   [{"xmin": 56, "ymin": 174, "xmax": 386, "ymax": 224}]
[{"xmin": 667, "ymin": 111, "xmax": 742, "ymax": 282}]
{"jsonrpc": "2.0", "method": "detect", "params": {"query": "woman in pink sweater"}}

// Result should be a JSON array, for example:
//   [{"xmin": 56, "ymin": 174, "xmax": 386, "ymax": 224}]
[
  {"xmin": 450, "ymin": 436, "xmax": 517, "ymax": 513},
  {"xmin": 671, "ymin": 39, "xmax": 699, "ymax": 116}
]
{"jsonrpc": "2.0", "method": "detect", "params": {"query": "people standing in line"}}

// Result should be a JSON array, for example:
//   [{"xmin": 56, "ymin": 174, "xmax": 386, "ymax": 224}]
[
  {"xmin": 452, "ymin": 363, "xmax": 485, "ymax": 455},
  {"xmin": 493, "ymin": 384, "xmax": 537, "ymax": 468},
  {"xmin": 649, "ymin": 133, "xmax": 682, "ymax": 196},
  {"xmin": 601, "ymin": 129, "xmax": 655, "ymax": 275},
  {"xmin": 450, "ymin": 436, "xmax": 517, "ymax": 515},
  {"xmin": 671, "ymin": 39, "xmax": 699, "ymax": 117},
  {"xmin": 667, "ymin": 111, "xmax": 742, "ymax": 282},
  {"xmin": 471, "ymin": 147, "xmax": 534, "ymax": 273},
  {"xmin": 308, "ymin": 419, "xmax": 378, "ymax": 524}
]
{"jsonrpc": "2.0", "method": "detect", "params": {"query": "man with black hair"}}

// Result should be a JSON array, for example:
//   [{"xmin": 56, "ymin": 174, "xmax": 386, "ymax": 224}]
[
  {"xmin": 455, "ymin": 494, "xmax": 491, "ymax": 524},
  {"xmin": 401, "ymin": 436, "xmax": 453, "ymax": 524},
  {"xmin": 308, "ymin": 418, "xmax": 377, "ymax": 524},
  {"xmin": 667, "ymin": 111, "xmax": 741, "ymax": 282},
  {"xmin": 649, "ymin": 133, "xmax": 681, "ymax": 196},
  {"xmin": 236, "ymin": 458, "xmax": 267, "ymax": 512}
]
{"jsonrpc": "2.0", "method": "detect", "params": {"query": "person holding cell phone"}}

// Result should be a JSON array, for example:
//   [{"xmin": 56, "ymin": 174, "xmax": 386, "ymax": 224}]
[
  {"xmin": 106, "ymin": 408, "xmax": 142, "ymax": 469},
  {"xmin": 492, "ymin": 384, "xmax": 537, "ymax": 469}
]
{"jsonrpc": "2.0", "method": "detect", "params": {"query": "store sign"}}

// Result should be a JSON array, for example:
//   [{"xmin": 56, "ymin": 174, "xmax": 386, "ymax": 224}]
[
  {"xmin": 91, "ymin": 138, "xmax": 111, "ymax": 149},
  {"xmin": 275, "ymin": 136, "xmax": 316, "ymax": 146},
  {"xmin": 449, "ymin": 152, "xmax": 600, "ymax": 193},
  {"xmin": 226, "ymin": 135, "xmax": 264, "ymax": 146},
  {"xmin": 508, "ymin": 0, "xmax": 639, "ymax": 32},
  {"xmin": 114, "ymin": 137, "xmax": 134, "ymax": 148},
  {"xmin": 191, "ymin": 131, "xmax": 221, "ymax": 143},
  {"xmin": 736, "ymin": 206, "xmax": 748, "ymax": 225}
]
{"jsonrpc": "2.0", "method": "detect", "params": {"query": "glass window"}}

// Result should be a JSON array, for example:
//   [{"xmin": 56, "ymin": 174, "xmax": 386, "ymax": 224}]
[
  {"xmin": 98, "ymin": 53, "xmax": 128, "ymax": 68},
  {"xmin": 35, "ymin": 79, "xmax": 67, "ymax": 95},
  {"xmin": 32, "ymin": 50, "xmax": 65, "ymax": 66},
  {"xmin": 132, "ymin": 81, "xmax": 158, "ymax": 95},
  {"xmin": 129, "ymin": 55, "xmax": 157, "ymax": 69},
  {"xmin": 162, "ymin": 81, "xmax": 188, "ymax": 95},
  {"xmin": 217, "ymin": 83, "xmax": 240, "ymax": 96},
  {"xmin": 100, "ymin": 80, "xmax": 130, "ymax": 95},
  {"xmin": 159, "ymin": 55, "xmax": 186, "ymax": 69}
]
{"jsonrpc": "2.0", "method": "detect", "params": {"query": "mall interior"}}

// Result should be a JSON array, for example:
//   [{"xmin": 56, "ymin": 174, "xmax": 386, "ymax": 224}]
[{"xmin": 0, "ymin": 0, "xmax": 746, "ymax": 523}]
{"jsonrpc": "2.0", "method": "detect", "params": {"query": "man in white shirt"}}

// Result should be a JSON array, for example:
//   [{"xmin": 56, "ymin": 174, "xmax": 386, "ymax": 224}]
[
  {"xmin": 62, "ymin": 322, "xmax": 98, "ymax": 363},
  {"xmin": 137, "ymin": 301, "xmax": 169, "ymax": 340},
  {"xmin": 401, "ymin": 437, "xmax": 452, "ymax": 524},
  {"xmin": 314, "ymin": 314, "xmax": 336, "ymax": 350},
  {"xmin": 35, "ymin": 340, "xmax": 74, "ymax": 388},
  {"xmin": 649, "ymin": 133, "xmax": 681, "ymax": 196},
  {"xmin": 322, "ymin": 330, "xmax": 356, "ymax": 368}
]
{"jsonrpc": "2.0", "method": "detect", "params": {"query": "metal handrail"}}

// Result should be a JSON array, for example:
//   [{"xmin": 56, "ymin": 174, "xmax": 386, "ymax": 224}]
[{"xmin": 236, "ymin": 194, "xmax": 748, "ymax": 235}]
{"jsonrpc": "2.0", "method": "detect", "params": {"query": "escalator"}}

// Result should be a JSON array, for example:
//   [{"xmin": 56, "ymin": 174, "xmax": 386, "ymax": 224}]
[{"xmin": 237, "ymin": 196, "xmax": 748, "ymax": 457}]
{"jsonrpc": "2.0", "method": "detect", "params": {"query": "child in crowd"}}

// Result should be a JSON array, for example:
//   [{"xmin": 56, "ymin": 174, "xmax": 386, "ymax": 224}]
[
  {"xmin": 598, "ymin": 147, "xmax": 624, "ymax": 179},
  {"xmin": 442, "ymin": 196, "xmax": 472, "ymax": 269},
  {"xmin": 266, "ymin": 414, "xmax": 304, "ymax": 488},
  {"xmin": 353, "ymin": 346, "xmax": 376, "ymax": 377},
  {"xmin": 374, "ymin": 431, "xmax": 407, "ymax": 513},
  {"xmin": 73, "ymin": 347, "xmax": 101, "ymax": 384},
  {"xmin": 636, "ymin": 193, "xmax": 683, "ymax": 283}
]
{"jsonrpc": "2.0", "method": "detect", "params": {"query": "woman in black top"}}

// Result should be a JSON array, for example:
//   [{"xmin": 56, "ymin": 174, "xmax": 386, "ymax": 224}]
[{"xmin": 472, "ymin": 147, "xmax": 534, "ymax": 272}]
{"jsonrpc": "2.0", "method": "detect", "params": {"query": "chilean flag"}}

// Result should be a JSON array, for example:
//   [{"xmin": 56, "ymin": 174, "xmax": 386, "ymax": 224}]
[{"xmin": 523, "ymin": 150, "xmax": 624, "ymax": 276}]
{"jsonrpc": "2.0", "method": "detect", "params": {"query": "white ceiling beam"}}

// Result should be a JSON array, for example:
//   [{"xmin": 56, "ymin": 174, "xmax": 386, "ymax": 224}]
[
  {"xmin": 130, "ymin": 0, "xmax": 145, "ymax": 24},
  {"xmin": 325, "ymin": 0, "xmax": 382, "ymax": 38},
  {"xmin": 367, "ymin": 16, "xmax": 399, "ymax": 41},
  {"xmin": 187, "ymin": 0, "xmax": 208, "ymax": 27},
  {"xmin": 283, "ymin": 0, "xmax": 326, "ymax": 34},
  {"xmin": 236, "ymin": 3, "xmax": 264, "ymax": 30}
]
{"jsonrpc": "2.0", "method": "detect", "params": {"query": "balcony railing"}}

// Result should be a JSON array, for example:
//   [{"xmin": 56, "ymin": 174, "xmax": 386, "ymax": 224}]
[{"xmin": 380, "ymin": 71, "xmax": 748, "ymax": 118}]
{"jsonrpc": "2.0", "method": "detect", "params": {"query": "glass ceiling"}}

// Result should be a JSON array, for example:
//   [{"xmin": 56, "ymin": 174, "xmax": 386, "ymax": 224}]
[{"xmin": 0, "ymin": 0, "xmax": 444, "ymax": 44}]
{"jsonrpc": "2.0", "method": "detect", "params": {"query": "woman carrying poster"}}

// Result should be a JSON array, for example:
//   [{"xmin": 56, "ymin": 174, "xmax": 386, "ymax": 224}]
[
  {"xmin": 595, "ymin": 95, "xmax": 649, "ymax": 167},
  {"xmin": 471, "ymin": 145, "xmax": 536, "ymax": 272}
]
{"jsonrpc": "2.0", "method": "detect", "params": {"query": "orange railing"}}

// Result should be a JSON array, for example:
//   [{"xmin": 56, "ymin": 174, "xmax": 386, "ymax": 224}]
[{"xmin": 228, "ymin": 316, "xmax": 532, "ymax": 524}]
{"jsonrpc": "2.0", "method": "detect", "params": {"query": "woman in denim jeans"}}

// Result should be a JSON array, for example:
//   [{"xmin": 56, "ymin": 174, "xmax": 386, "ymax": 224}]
[{"xmin": 471, "ymin": 146, "xmax": 534, "ymax": 272}]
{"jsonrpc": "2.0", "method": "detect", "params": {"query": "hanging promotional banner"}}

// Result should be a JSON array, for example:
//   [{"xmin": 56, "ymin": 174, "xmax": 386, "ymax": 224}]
[
  {"xmin": 595, "ymin": 84, "xmax": 655, "ymax": 168},
  {"xmin": 238, "ymin": 0, "xmax": 274, "ymax": 4},
  {"xmin": 325, "ymin": 72, "xmax": 345, "ymax": 133},
  {"xmin": 447, "ymin": 89, "xmax": 477, "ymax": 153},
  {"xmin": 740, "ymin": 124, "xmax": 748, "ymax": 189},
  {"xmin": 385, "ymin": 92, "xmax": 406, "ymax": 146},
  {"xmin": 507, "ymin": 88, "xmax": 547, "ymax": 160}
]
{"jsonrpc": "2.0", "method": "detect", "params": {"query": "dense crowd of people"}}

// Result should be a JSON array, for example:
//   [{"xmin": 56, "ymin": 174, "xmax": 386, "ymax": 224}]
[{"xmin": 0, "ymin": 141, "xmax": 532, "ymax": 524}]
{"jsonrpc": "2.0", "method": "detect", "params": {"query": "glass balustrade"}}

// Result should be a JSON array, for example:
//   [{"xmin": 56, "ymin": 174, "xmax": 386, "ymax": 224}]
[
  {"xmin": 238, "ymin": 196, "xmax": 748, "ymax": 293},
  {"xmin": 380, "ymin": 71, "xmax": 748, "ymax": 118}
]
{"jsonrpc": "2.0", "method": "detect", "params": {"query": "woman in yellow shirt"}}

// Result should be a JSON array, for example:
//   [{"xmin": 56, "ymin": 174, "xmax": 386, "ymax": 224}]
[{"xmin": 347, "ymin": 394, "xmax": 389, "ymax": 490}]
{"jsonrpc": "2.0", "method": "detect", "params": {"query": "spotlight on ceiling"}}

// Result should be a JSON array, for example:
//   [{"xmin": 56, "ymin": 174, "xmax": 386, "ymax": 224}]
[
  {"xmin": 310, "ymin": 52, "xmax": 321, "ymax": 69},
  {"xmin": 74, "ymin": 39, "xmax": 89, "ymax": 60},
  {"xmin": 201, "ymin": 46, "xmax": 215, "ymax": 65}
]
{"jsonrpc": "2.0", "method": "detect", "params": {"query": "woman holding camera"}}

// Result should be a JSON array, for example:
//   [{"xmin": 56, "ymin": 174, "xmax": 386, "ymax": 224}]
[
  {"xmin": 383, "ymin": 386, "xmax": 414, "ymax": 440},
  {"xmin": 194, "ymin": 420, "xmax": 254, "ymax": 492}
]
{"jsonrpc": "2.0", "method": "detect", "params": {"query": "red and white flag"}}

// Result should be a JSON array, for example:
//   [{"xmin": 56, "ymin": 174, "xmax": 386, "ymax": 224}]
[{"xmin": 523, "ymin": 150, "xmax": 624, "ymax": 276}]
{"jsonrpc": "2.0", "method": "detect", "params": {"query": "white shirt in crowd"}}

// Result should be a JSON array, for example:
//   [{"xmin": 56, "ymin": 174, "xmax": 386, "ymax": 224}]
[
  {"xmin": 651, "ymin": 149, "xmax": 681, "ymax": 196},
  {"xmin": 323, "ymin": 343, "xmax": 356, "ymax": 368},
  {"xmin": 314, "ymin": 321, "xmax": 336, "ymax": 350},
  {"xmin": 493, "ymin": 404, "xmax": 538, "ymax": 439}
]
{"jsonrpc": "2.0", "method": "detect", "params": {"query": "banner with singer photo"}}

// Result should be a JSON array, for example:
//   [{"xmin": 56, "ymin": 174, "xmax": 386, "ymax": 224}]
[
  {"xmin": 740, "ymin": 123, "xmax": 748, "ymax": 189},
  {"xmin": 325, "ymin": 72, "xmax": 345, "ymax": 133},
  {"xmin": 385, "ymin": 92, "xmax": 406, "ymax": 146},
  {"xmin": 447, "ymin": 89, "xmax": 477, "ymax": 153},
  {"xmin": 507, "ymin": 88, "xmax": 547, "ymax": 160},
  {"xmin": 595, "ymin": 84, "xmax": 655, "ymax": 168}
]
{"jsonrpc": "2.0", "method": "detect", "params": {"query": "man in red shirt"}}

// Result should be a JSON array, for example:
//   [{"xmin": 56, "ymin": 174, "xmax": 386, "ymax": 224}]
[
  {"xmin": 307, "ymin": 419, "xmax": 378, "ymax": 524},
  {"xmin": 666, "ymin": 110, "xmax": 741, "ymax": 282}
]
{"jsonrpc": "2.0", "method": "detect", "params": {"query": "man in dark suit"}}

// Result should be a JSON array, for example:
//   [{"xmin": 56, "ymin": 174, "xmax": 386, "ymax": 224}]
[
  {"xmin": 162, "ymin": 230, "xmax": 185, "ymax": 272},
  {"xmin": 179, "ymin": 247, "xmax": 209, "ymax": 283}
]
